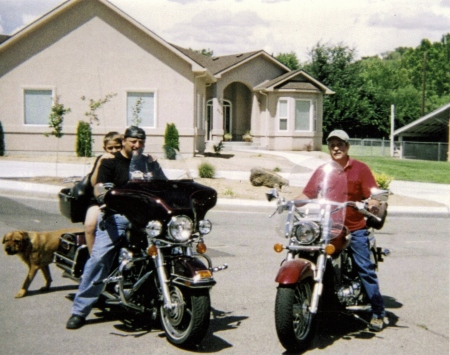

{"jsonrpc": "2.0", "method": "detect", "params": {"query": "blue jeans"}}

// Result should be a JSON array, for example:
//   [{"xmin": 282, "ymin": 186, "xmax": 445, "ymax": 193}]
[
  {"xmin": 71, "ymin": 213, "xmax": 129, "ymax": 318},
  {"xmin": 349, "ymin": 229, "xmax": 385, "ymax": 318}
]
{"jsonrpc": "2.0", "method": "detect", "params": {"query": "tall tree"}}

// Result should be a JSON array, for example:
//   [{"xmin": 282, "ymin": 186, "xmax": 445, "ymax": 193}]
[{"xmin": 275, "ymin": 52, "xmax": 300, "ymax": 70}]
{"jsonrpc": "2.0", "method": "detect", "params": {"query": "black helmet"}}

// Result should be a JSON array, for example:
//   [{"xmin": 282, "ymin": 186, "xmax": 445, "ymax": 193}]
[{"xmin": 124, "ymin": 126, "xmax": 146, "ymax": 141}]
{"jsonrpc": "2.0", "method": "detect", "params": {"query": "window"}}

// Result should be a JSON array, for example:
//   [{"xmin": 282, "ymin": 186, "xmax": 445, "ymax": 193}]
[
  {"xmin": 295, "ymin": 100, "xmax": 311, "ymax": 131},
  {"xmin": 24, "ymin": 89, "xmax": 53, "ymax": 125},
  {"xmin": 127, "ymin": 92, "xmax": 155, "ymax": 127},
  {"xmin": 278, "ymin": 99, "xmax": 288, "ymax": 131}
]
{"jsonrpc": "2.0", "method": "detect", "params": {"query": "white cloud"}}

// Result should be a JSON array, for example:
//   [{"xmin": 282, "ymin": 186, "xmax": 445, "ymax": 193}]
[{"xmin": 1, "ymin": 0, "xmax": 448, "ymax": 61}]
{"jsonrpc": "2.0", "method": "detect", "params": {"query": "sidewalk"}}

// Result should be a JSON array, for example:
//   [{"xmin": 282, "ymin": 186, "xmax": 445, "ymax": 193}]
[{"xmin": 0, "ymin": 152, "xmax": 448, "ymax": 217}]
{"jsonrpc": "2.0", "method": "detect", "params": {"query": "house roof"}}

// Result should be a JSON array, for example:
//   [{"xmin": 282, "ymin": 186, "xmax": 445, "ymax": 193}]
[
  {"xmin": 0, "ymin": 0, "xmax": 214, "ymax": 81},
  {"xmin": 254, "ymin": 69, "xmax": 335, "ymax": 95},
  {"xmin": 0, "ymin": 35, "xmax": 10, "ymax": 44},
  {"xmin": 171, "ymin": 45, "xmax": 290, "ymax": 76},
  {"xmin": 393, "ymin": 103, "xmax": 450, "ymax": 139}
]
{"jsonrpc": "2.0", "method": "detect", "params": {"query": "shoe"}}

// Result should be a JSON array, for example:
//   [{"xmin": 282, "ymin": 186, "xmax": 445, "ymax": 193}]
[
  {"xmin": 368, "ymin": 316, "xmax": 384, "ymax": 332},
  {"xmin": 66, "ymin": 315, "xmax": 86, "ymax": 329}
]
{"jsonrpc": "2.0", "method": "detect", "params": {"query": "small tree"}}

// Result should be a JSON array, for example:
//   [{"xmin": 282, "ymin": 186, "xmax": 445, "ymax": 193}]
[
  {"xmin": 0, "ymin": 121, "xmax": 5, "ymax": 156},
  {"xmin": 79, "ymin": 93, "xmax": 116, "ymax": 156},
  {"xmin": 76, "ymin": 121, "xmax": 93, "ymax": 157},
  {"xmin": 163, "ymin": 123, "xmax": 179, "ymax": 159},
  {"xmin": 81, "ymin": 93, "xmax": 117, "ymax": 125},
  {"xmin": 44, "ymin": 96, "xmax": 71, "ymax": 138},
  {"xmin": 131, "ymin": 97, "xmax": 144, "ymax": 126}
]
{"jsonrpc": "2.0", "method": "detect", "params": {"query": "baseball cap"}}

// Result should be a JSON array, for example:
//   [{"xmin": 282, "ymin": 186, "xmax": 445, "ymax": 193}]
[
  {"xmin": 327, "ymin": 129, "xmax": 349, "ymax": 142},
  {"xmin": 124, "ymin": 126, "xmax": 146, "ymax": 140}
]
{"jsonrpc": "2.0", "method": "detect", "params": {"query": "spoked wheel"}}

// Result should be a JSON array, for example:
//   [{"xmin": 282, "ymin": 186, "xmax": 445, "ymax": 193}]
[
  {"xmin": 160, "ymin": 285, "xmax": 211, "ymax": 347},
  {"xmin": 275, "ymin": 280, "xmax": 315, "ymax": 352}
]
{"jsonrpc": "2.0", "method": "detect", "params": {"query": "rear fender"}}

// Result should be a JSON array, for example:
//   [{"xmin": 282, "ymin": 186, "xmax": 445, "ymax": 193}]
[{"xmin": 275, "ymin": 259, "xmax": 314, "ymax": 285}]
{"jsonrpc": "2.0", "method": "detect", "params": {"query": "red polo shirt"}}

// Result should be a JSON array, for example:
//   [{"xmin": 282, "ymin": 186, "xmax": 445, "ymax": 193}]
[{"xmin": 303, "ymin": 157, "xmax": 377, "ymax": 231}]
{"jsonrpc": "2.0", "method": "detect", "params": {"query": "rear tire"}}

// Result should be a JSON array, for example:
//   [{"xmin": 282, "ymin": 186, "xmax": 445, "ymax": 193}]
[
  {"xmin": 160, "ymin": 286, "xmax": 210, "ymax": 347},
  {"xmin": 275, "ymin": 280, "xmax": 315, "ymax": 352}
]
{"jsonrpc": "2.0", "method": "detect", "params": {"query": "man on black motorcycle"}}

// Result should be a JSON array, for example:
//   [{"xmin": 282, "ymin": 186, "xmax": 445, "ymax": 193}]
[
  {"xmin": 295, "ymin": 129, "xmax": 385, "ymax": 332},
  {"xmin": 66, "ymin": 126, "xmax": 162, "ymax": 329}
]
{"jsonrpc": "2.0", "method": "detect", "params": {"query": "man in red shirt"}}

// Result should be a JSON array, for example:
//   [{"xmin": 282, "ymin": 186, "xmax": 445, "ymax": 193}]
[{"xmin": 298, "ymin": 129, "xmax": 385, "ymax": 331}]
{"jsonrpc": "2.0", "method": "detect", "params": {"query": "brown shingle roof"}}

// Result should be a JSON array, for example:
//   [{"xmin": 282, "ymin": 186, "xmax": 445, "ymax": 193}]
[{"xmin": 171, "ymin": 44, "xmax": 264, "ymax": 75}]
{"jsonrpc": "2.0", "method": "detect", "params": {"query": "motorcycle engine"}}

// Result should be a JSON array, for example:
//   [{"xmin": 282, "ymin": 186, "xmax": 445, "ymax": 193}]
[{"xmin": 336, "ymin": 281, "xmax": 362, "ymax": 305}]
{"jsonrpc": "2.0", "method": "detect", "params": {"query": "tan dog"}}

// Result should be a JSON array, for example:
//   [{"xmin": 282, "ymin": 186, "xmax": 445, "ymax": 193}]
[{"xmin": 3, "ymin": 228, "xmax": 83, "ymax": 298}]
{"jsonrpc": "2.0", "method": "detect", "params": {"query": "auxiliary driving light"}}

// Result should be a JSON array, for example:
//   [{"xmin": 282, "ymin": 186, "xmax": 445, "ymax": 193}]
[{"xmin": 193, "ymin": 270, "xmax": 212, "ymax": 282}]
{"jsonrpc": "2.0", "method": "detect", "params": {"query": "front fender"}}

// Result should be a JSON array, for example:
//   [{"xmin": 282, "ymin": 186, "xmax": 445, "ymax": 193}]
[
  {"xmin": 275, "ymin": 259, "xmax": 314, "ymax": 285},
  {"xmin": 171, "ymin": 256, "xmax": 216, "ymax": 288}
]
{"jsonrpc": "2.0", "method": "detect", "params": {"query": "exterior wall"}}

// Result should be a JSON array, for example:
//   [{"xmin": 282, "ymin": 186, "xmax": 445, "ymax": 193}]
[
  {"xmin": 210, "ymin": 56, "xmax": 286, "ymax": 141},
  {"xmin": 264, "ymin": 91, "xmax": 324, "ymax": 151},
  {"xmin": 0, "ymin": 1, "xmax": 197, "ymax": 155}
]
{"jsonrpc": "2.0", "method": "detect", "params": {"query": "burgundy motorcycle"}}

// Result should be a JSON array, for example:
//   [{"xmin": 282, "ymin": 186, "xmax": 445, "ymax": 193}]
[
  {"xmin": 267, "ymin": 161, "xmax": 389, "ymax": 352},
  {"xmin": 55, "ymin": 147, "xmax": 227, "ymax": 347}
]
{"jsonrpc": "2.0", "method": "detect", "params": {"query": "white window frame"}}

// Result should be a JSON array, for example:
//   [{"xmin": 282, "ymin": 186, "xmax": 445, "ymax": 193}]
[
  {"xmin": 294, "ymin": 99, "xmax": 313, "ymax": 132},
  {"xmin": 126, "ymin": 90, "xmax": 157, "ymax": 128},
  {"xmin": 23, "ymin": 87, "xmax": 55, "ymax": 125},
  {"xmin": 277, "ymin": 99, "xmax": 289, "ymax": 131}
]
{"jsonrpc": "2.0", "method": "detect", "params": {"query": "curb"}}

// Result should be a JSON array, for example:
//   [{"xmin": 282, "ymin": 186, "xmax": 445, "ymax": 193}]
[{"xmin": 0, "ymin": 180, "xmax": 448, "ymax": 217}]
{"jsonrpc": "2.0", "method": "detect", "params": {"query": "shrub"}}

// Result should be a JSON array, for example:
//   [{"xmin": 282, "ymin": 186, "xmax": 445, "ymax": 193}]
[
  {"xmin": 76, "ymin": 121, "xmax": 93, "ymax": 157},
  {"xmin": 374, "ymin": 172, "xmax": 392, "ymax": 190},
  {"xmin": 0, "ymin": 121, "xmax": 4, "ymax": 156},
  {"xmin": 164, "ymin": 123, "xmax": 179, "ymax": 159},
  {"xmin": 198, "ymin": 162, "xmax": 215, "ymax": 178}
]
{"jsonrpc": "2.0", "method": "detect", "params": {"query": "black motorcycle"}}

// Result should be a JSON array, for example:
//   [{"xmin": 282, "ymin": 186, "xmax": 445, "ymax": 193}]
[{"xmin": 55, "ymin": 147, "xmax": 227, "ymax": 347}]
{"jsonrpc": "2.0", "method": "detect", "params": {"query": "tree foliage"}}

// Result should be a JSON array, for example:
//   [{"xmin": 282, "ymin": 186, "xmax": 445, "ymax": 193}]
[
  {"xmin": 302, "ymin": 34, "xmax": 450, "ymax": 140},
  {"xmin": 275, "ymin": 52, "xmax": 300, "ymax": 70},
  {"xmin": 44, "ymin": 96, "xmax": 71, "ymax": 138},
  {"xmin": 163, "ymin": 123, "xmax": 179, "ymax": 160}
]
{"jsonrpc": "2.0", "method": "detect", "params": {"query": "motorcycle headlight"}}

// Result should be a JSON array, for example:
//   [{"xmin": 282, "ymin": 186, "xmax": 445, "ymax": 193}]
[
  {"xmin": 168, "ymin": 215, "xmax": 193, "ymax": 242},
  {"xmin": 146, "ymin": 220, "xmax": 163, "ymax": 238},
  {"xmin": 198, "ymin": 219, "xmax": 212, "ymax": 235},
  {"xmin": 293, "ymin": 221, "xmax": 320, "ymax": 244}
]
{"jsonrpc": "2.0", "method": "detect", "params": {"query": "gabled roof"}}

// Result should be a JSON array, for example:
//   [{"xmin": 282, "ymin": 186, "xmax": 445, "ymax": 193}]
[
  {"xmin": 0, "ymin": 0, "xmax": 214, "ymax": 80},
  {"xmin": 393, "ymin": 103, "xmax": 450, "ymax": 138},
  {"xmin": 0, "ymin": 35, "xmax": 11, "ymax": 44},
  {"xmin": 172, "ymin": 45, "xmax": 290, "ymax": 76},
  {"xmin": 254, "ymin": 69, "xmax": 334, "ymax": 95}
]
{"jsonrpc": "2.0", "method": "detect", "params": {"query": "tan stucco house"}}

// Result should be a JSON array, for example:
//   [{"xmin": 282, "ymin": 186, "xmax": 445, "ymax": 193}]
[{"xmin": 0, "ymin": 0, "xmax": 334, "ymax": 155}]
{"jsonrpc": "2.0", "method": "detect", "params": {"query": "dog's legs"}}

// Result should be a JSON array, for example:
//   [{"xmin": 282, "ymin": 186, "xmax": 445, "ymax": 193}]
[
  {"xmin": 40, "ymin": 264, "xmax": 53, "ymax": 291},
  {"xmin": 16, "ymin": 265, "xmax": 40, "ymax": 298}
]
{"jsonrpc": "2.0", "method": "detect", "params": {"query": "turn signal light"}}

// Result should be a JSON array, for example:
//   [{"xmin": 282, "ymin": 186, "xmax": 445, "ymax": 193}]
[
  {"xmin": 147, "ymin": 244, "xmax": 157, "ymax": 257},
  {"xmin": 324, "ymin": 244, "xmax": 336, "ymax": 255},
  {"xmin": 274, "ymin": 243, "xmax": 284, "ymax": 253},
  {"xmin": 197, "ymin": 243, "xmax": 207, "ymax": 254}
]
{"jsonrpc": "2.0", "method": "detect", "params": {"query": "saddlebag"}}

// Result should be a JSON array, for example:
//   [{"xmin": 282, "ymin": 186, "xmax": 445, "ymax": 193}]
[
  {"xmin": 58, "ymin": 187, "xmax": 91, "ymax": 224},
  {"xmin": 53, "ymin": 232, "xmax": 89, "ymax": 279}
]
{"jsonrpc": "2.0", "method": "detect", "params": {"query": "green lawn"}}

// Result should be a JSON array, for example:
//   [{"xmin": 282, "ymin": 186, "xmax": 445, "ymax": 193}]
[
  {"xmin": 321, "ymin": 145, "xmax": 450, "ymax": 184},
  {"xmin": 353, "ymin": 156, "xmax": 450, "ymax": 184}
]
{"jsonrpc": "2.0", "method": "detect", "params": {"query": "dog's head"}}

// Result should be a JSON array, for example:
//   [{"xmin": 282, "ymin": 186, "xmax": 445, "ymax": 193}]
[{"xmin": 2, "ymin": 231, "xmax": 30, "ymax": 255}]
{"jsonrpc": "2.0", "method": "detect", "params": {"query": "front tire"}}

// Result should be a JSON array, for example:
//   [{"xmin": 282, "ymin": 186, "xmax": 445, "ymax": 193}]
[
  {"xmin": 275, "ymin": 280, "xmax": 315, "ymax": 352},
  {"xmin": 160, "ymin": 286, "xmax": 210, "ymax": 347}
]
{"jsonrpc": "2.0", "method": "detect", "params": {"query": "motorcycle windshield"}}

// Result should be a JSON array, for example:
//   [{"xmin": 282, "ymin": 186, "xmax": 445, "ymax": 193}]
[
  {"xmin": 291, "ymin": 161, "xmax": 347, "ymax": 241},
  {"xmin": 129, "ymin": 145, "xmax": 192, "ymax": 182}
]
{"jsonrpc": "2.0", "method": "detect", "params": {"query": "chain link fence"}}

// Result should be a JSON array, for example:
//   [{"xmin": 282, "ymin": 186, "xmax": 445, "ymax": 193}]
[{"xmin": 348, "ymin": 138, "xmax": 449, "ymax": 161}]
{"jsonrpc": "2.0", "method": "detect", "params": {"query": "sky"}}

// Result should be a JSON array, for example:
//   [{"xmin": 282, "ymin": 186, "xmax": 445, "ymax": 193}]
[{"xmin": 0, "ymin": 0, "xmax": 449, "ymax": 62}]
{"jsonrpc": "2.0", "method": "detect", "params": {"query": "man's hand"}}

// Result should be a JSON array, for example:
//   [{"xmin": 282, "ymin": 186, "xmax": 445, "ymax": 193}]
[{"xmin": 367, "ymin": 199, "xmax": 381, "ymax": 215}]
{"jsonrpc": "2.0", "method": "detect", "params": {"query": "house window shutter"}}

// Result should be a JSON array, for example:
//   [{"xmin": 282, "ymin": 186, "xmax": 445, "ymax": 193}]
[{"xmin": 24, "ymin": 89, "xmax": 52, "ymax": 125}]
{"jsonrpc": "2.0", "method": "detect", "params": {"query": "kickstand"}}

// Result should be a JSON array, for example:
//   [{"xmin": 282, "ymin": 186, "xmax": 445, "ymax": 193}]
[{"xmin": 341, "ymin": 311, "xmax": 370, "ymax": 326}]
